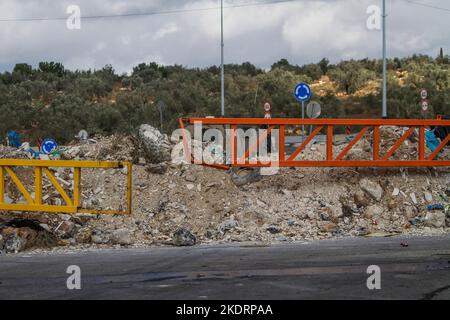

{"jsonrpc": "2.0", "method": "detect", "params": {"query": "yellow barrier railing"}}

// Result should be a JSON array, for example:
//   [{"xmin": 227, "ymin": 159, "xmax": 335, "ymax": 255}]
[{"xmin": 0, "ymin": 159, "xmax": 132, "ymax": 215}]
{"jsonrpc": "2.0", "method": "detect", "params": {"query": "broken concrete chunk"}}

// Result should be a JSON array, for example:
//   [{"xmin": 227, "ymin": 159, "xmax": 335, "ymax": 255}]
[
  {"xmin": 172, "ymin": 228, "xmax": 196, "ymax": 246},
  {"xmin": 364, "ymin": 205, "xmax": 384, "ymax": 219},
  {"xmin": 138, "ymin": 124, "xmax": 171, "ymax": 164},
  {"xmin": 424, "ymin": 211, "xmax": 446, "ymax": 228},
  {"xmin": 266, "ymin": 225, "xmax": 281, "ymax": 234},
  {"xmin": 359, "ymin": 178, "xmax": 383, "ymax": 202},
  {"xmin": 186, "ymin": 184, "xmax": 195, "ymax": 190},
  {"xmin": 410, "ymin": 193, "xmax": 418, "ymax": 205},
  {"xmin": 111, "ymin": 228, "xmax": 132, "ymax": 246},
  {"xmin": 218, "ymin": 219, "xmax": 238, "ymax": 233},
  {"xmin": 424, "ymin": 192, "xmax": 433, "ymax": 203},
  {"xmin": 319, "ymin": 221, "xmax": 338, "ymax": 233}
]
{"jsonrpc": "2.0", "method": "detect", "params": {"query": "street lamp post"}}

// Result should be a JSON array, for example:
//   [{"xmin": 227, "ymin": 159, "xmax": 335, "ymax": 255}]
[
  {"xmin": 382, "ymin": 0, "xmax": 387, "ymax": 119},
  {"xmin": 220, "ymin": 0, "xmax": 225, "ymax": 116}
]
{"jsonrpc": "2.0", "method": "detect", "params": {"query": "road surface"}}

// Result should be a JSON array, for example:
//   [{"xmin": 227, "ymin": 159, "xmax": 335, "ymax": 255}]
[{"xmin": 1, "ymin": 235, "xmax": 450, "ymax": 299}]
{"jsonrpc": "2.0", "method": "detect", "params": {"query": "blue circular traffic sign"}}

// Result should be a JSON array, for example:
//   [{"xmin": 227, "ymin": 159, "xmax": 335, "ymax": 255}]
[
  {"xmin": 41, "ymin": 139, "xmax": 58, "ymax": 154},
  {"xmin": 294, "ymin": 83, "xmax": 312, "ymax": 102}
]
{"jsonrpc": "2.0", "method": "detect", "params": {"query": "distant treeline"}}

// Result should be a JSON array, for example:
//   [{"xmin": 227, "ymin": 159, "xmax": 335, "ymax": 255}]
[{"xmin": 0, "ymin": 54, "xmax": 448, "ymax": 143}]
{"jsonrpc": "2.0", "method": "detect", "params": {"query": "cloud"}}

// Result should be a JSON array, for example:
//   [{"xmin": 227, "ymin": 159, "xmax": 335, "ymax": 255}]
[
  {"xmin": 152, "ymin": 23, "xmax": 179, "ymax": 40},
  {"xmin": 0, "ymin": 0, "xmax": 448, "ymax": 73}
]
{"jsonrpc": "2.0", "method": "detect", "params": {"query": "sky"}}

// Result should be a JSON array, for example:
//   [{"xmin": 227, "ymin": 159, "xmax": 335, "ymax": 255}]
[{"xmin": 0, "ymin": 0, "xmax": 449, "ymax": 74}]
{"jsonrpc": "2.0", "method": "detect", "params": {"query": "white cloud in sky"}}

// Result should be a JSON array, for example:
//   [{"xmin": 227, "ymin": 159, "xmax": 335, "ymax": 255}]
[{"xmin": 0, "ymin": 0, "xmax": 448, "ymax": 73}]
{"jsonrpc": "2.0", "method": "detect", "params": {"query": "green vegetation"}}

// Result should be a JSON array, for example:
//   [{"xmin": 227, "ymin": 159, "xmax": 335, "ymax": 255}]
[{"xmin": 0, "ymin": 54, "xmax": 448, "ymax": 143}]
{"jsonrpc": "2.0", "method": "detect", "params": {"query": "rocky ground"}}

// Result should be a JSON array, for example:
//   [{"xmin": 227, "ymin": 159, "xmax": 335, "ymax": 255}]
[{"xmin": 1, "ymin": 125, "xmax": 449, "ymax": 254}]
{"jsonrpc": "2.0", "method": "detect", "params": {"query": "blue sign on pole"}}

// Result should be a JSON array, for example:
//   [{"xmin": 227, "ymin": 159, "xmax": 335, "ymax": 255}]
[
  {"xmin": 294, "ymin": 83, "xmax": 312, "ymax": 102},
  {"xmin": 41, "ymin": 139, "xmax": 58, "ymax": 154}
]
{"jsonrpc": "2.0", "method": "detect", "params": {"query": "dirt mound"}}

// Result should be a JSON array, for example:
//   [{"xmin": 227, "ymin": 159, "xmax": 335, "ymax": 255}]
[{"xmin": 1, "ymin": 126, "xmax": 449, "ymax": 254}]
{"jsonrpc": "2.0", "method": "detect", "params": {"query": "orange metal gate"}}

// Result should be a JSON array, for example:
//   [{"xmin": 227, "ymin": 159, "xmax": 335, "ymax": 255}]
[{"xmin": 179, "ymin": 117, "xmax": 450, "ymax": 169}]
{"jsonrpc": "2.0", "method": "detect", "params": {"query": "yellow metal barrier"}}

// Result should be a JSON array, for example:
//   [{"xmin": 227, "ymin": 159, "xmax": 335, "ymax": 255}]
[{"xmin": 0, "ymin": 159, "xmax": 132, "ymax": 215}]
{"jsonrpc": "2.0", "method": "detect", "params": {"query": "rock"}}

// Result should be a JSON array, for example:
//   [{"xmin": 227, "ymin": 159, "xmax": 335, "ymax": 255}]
[
  {"xmin": 57, "ymin": 221, "xmax": 76, "ymax": 239},
  {"xmin": 111, "ymin": 228, "xmax": 132, "ymax": 245},
  {"xmin": 184, "ymin": 174, "xmax": 197, "ymax": 182},
  {"xmin": 138, "ymin": 124, "xmax": 171, "ymax": 164},
  {"xmin": 329, "ymin": 206, "xmax": 344, "ymax": 221},
  {"xmin": 392, "ymin": 188, "xmax": 400, "ymax": 196},
  {"xmin": 1, "ymin": 227, "xmax": 28, "ymax": 253},
  {"xmin": 266, "ymin": 225, "xmax": 281, "ymax": 234},
  {"xmin": 354, "ymin": 190, "xmax": 370, "ymax": 207},
  {"xmin": 173, "ymin": 228, "xmax": 196, "ymax": 246},
  {"xmin": 75, "ymin": 228, "xmax": 93, "ymax": 244},
  {"xmin": 91, "ymin": 235, "xmax": 107, "ymax": 244},
  {"xmin": 364, "ymin": 205, "xmax": 384, "ymax": 219},
  {"xmin": 403, "ymin": 206, "xmax": 417, "ymax": 219},
  {"xmin": 319, "ymin": 221, "xmax": 338, "ymax": 233},
  {"xmin": 217, "ymin": 219, "xmax": 238, "ymax": 233},
  {"xmin": 276, "ymin": 235, "xmax": 288, "ymax": 242},
  {"xmin": 256, "ymin": 199, "xmax": 266, "ymax": 207},
  {"xmin": 186, "ymin": 184, "xmax": 195, "ymax": 190},
  {"xmin": 386, "ymin": 198, "xmax": 398, "ymax": 210},
  {"xmin": 424, "ymin": 211, "xmax": 446, "ymax": 228},
  {"xmin": 145, "ymin": 163, "xmax": 167, "ymax": 174},
  {"xmin": 359, "ymin": 179, "xmax": 383, "ymax": 202},
  {"xmin": 5, "ymin": 234, "xmax": 27, "ymax": 253}
]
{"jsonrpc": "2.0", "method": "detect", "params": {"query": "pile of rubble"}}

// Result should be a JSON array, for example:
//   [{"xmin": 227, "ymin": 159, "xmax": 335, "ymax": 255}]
[
  {"xmin": 62, "ymin": 134, "xmax": 137, "ymax": 162},
  {"xmin": 1, "ymin": 125, "xmax": 450, "ymax": 254}
]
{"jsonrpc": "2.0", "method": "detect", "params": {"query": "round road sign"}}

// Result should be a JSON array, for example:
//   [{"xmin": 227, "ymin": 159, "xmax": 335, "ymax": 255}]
[
  {"xmin": 420, "ymin": 89, "xmax": 428, "ymax": 100},
  {"xmin": 294, "ymin": 83, "xmax": 312, "ymax": 102},
  {"xmin": 306, "ymin": 101, "xmax": 321, "ymax": 119},
  {"xmin": 41, "ymin": 138, "xmax": 58, "ymax": 154},
  {"xmin": 263, "ymin": 101, "xmax": 272, "ymax": 112}
]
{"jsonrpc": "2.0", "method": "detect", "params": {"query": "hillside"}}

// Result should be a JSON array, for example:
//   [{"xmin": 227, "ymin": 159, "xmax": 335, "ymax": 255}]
[{"xmin": 0, "ymin": 55, "xmax": 449, "ymax": 144}]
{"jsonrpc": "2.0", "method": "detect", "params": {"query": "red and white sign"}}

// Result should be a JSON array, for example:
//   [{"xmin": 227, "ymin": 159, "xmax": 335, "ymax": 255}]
[
  {"xmin": 421, "ymin": 100, "xmax": 429, "ymax": 112},
  {"xmin": 263, "ymin": 101, "xmax": 272, "ymax": 112}
]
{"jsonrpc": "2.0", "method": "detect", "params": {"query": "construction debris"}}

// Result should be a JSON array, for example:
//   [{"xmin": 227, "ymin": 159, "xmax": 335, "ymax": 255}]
[
  {"xmin": 0, "ymin": 124, "xmax": 449, "ymax": 254},
  {"xmin": 138, "ymin": 124, "xmax": 172, "ymax": 164}
]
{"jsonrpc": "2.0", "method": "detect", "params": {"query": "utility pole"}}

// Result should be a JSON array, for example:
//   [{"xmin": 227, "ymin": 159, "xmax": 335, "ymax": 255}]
[
  {"xmin": 220, "ymin": 0, "xmax": 225, "ymax": 116},
  {"xmin": 382, "ymin": 0, "xmax": 387, "ymax": 118}
]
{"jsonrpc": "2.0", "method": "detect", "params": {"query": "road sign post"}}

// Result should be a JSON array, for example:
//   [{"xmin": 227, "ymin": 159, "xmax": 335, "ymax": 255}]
[
  {"xmin": 306, "ymin": 101, "xmax": 321, "ymax": 135},
  {"xmin": 294, "ymin": 83, "xmax": 312, "ymax": 137},
  {"xmin": 302, "ymin": 101, "xmax": 305, "ymax": 133}
]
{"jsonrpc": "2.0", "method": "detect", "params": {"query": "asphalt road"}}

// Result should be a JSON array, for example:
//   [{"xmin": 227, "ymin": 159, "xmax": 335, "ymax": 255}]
[{"xmin": 1, "ymin": 235, "xmax": 450, "ymax": 300}]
